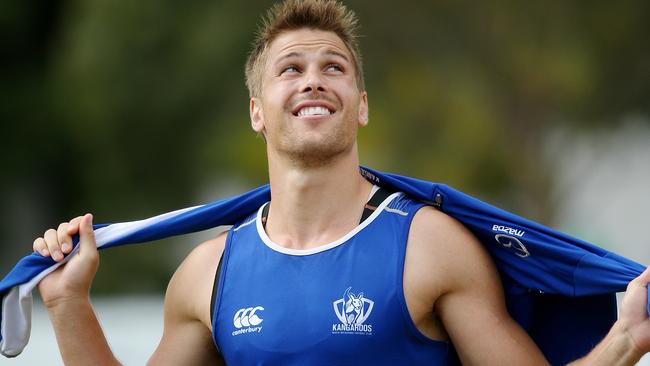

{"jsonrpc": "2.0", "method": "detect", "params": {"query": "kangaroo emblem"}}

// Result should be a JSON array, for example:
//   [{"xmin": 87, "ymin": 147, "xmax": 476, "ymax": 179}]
[
  {"xmin": 333, "ymin": 286, "xmax": 374, "ymax": 326},
  {"xmin": 344, "ymin": 287, "xmax": 365, "ymax": 324}
]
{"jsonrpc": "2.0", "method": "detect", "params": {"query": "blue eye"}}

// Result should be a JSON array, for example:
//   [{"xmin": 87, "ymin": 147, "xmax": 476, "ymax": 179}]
[
  {"xmin": 326, "ymin": 64, "xmax": 343, "ymax": 72},
  {"xmin": 282, "ymin": 66, "xmax": 300, "ymax": 74}
]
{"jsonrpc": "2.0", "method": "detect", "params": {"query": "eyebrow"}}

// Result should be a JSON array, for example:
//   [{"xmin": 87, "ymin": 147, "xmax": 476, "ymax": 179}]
[
  {"xmin": 274, "ymin": 49, "xmax": 350, "ymax": 66},
  {"xmin": 274, "ymin": 51, "xmax": 301, "ymax": 65},
  {"xmin": 324, "ymin": 49, "xmax": 350, "ymax": 62}
]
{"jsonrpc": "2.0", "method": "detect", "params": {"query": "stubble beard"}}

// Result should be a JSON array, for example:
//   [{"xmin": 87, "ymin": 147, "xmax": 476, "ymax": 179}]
[{"xmin": 274, "ymin": 116, "xmax": 357, "ymax": 169}]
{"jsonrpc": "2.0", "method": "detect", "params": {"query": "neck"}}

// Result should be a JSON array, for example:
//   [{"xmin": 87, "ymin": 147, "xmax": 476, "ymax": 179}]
[{"xmin": 265, "ymin": 144, "xmax": 373, "ymax": 250}]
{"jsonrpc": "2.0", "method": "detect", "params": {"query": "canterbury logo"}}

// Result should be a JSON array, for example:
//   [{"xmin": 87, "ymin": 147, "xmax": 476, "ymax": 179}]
[{"xmin": 233, "ymin": 306, "xmax": 264, "ymax": 328}]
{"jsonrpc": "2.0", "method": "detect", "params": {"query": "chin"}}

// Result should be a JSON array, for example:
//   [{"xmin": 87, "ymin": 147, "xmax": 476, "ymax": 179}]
[{"xmin": 281, "ymin": 136, "xmax": 354, "ymax": 168}]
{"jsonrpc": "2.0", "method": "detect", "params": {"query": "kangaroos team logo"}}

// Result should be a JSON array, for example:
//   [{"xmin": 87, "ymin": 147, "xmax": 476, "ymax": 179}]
[{"xmin": 332, "ymin": 287, "xmax": 374, "ymax": 335}]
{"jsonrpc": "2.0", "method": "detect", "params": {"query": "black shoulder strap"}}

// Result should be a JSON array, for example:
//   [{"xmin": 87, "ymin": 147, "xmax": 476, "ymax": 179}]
[
  {"xmin": 261, "ymin": 202, "xmax": 270, "ymax": 228},
  {"xmin": 209, "ymin": 252, "xmax": 224, "ymax": 325},
  {"xmin": 359, "ymin": 186, "xmax": 392, "ymax": 223}
]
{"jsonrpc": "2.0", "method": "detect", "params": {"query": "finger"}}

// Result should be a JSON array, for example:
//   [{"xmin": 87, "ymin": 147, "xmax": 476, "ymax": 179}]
[
  {"xmin": 57, "ymin": 222, "xmax": 73, "ymax": 254},
  {"xmin": 66, "ymin": 216, "xmax": 84, "ymax": 235},
  {"xmin": 33, "ymin": 237, "xmax": 50, "ymax": 257},
  {"xmin": 629, "ymin": 265, "xmax": 650, "ymax": 287},
  {"xmin": 43, "ymin": 228, "xmax": 64, "ymax": 262},
  {"xmin": 639, "ymin": 265, "xmax": 650, "ymax": 282},
  {"xmin": 78, "ymin": 213, "xmax": 98, "ymax": 260}
]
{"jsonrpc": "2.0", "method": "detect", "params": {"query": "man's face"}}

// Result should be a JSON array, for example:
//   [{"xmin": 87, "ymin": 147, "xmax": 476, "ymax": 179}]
[{"xmin": 250, "ymin": 28, "xmax": 368, "ymax": 167}]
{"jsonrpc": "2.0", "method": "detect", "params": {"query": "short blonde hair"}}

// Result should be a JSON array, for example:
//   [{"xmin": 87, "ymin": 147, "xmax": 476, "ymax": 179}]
[{"xmin": 245, "ymin": 0, "xmax": 365, "ymax": 98}]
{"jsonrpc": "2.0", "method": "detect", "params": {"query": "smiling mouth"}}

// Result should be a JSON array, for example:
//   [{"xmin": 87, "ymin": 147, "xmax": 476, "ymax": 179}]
[{"xmin": 294, "ymin": 106, "xmax": 334, "ymax": 117}]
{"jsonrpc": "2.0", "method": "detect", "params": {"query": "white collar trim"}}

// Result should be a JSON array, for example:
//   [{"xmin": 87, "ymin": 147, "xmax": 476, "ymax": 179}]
[{"xmin": 256, "ymin": 192, "xmax": 401, "ymax": 256}]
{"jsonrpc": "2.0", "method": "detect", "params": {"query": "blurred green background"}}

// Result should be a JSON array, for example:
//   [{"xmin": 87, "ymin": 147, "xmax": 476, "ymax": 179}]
[{"xmin": 2, "ymin": 0, "xmax": 649, "ymax": 295}]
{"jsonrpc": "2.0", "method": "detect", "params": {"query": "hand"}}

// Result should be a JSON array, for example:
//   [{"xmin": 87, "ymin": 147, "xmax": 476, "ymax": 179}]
[
  {"xmin": 33, "ymin": 215, "xmax": 85, "ymax": 261},
  {"xmin": 618, "ymin": 265, "xmax": 650, "ymax": 356},
  {"xmin": 36, "ymin": 214, "xmax": 100, "ymax": 308}
]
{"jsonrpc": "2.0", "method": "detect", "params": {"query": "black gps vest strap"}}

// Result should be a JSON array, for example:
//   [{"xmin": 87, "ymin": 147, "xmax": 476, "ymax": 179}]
[
  {"xmin": 209, "ymin": 253, "xmax": 224, "ymax": 325},
  {"xmin": 210, "ymin": 186, "xmax": 393, "ymax": 325},
  {"xmin": 360, "ymin": 187, "xmax": 392, "ymax": 223},
  {"xmin": 261, "ymin": 203, "xmax": 270, "ymax": 228}
]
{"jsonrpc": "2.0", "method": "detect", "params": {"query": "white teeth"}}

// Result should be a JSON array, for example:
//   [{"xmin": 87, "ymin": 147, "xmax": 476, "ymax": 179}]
[{"xmin": 297, "ymin": 106, "xmax": 331, "ymax": 117}]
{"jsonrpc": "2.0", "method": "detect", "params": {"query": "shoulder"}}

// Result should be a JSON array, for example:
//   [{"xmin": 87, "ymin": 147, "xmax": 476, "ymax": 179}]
[
  {"xmin": 405, "ymin": 205, "xmax": 500, "ymax": 304},
  {"xmin": 408, "ymin": 204, "xmax": 483, "ymax": 266},
  {"xmin": 165, "ymin": 231, "xmax": 228, "ymax": 328},
  {"xmin": 409, "ymin": 204, "xmax": 474, "ymax": 243}
]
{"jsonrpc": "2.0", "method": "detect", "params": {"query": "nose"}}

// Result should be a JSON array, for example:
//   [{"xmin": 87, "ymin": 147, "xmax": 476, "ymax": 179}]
[{"xmin": 301, "ymin": 68, "xmax": 326, "ymax": 93}]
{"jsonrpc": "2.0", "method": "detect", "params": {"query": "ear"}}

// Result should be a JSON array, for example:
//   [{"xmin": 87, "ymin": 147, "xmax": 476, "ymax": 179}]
[
  {"xmin": 357, "ymin": 91, "xmax": 368, "ymax": 127},
  {"xmin": 358, "ymin": 292, "xmax": 364, "ymax": 299},
  {"xmin": 250, "ymin": 97, "xmax": 266, "ymax": 134},
  {"xmin": 344, "ymin": 287, "xmax": 352, "ymax": 300}
]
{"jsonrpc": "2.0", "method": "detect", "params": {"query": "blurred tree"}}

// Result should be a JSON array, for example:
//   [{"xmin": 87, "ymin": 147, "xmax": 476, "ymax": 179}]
[{"xmin": 1, "ymin": 0, "xmax": 648, "ymax": 293}]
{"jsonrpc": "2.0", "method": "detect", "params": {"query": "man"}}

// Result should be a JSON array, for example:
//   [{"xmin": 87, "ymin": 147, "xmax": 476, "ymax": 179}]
[{"xmin": 32, "ymin": 0, "xmax": 650, "ymax": 364}]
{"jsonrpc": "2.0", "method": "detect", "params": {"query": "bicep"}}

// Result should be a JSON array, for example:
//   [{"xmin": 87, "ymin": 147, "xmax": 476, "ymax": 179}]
[
  {"xmin": 422, "ymin": 212, "xmax": 548, "ymax": 365},
  {"xmin": 148, "ymin": 314, "xmax": 222, "ymax": 365},
  {"xmin": 437, "ymin": 261, "xmax": 546, "ymax": 365}
]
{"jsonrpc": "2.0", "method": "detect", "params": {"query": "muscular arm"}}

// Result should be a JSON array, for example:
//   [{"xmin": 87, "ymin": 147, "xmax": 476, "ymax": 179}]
[
  {"xmin": 45, "ymin": 297, "xmax": 120, "ymax": 365},
  {"xmin": 406, "ymin": 206, "xmax": 548, "ymax": 366},
  {"xmin": 407, "ymin": 206, "xmax": 649, "ymax": 365},
  {"xmin": 38, "ymin": 214, "xmax": 122, "ymax": 365},
  {"xmin": 147, "ymin": 232, "xmax": 227, "ymax": 365},
  {"xmin": 36, "ymin": 214, "xmax": 226, "ymax": 365}
]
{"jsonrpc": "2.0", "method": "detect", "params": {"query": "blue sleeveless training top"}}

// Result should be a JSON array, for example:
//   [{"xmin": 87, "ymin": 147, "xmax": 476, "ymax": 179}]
[{"xmin": 211, "ymin": 192, "xmax": 450, "ymax": 365}]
